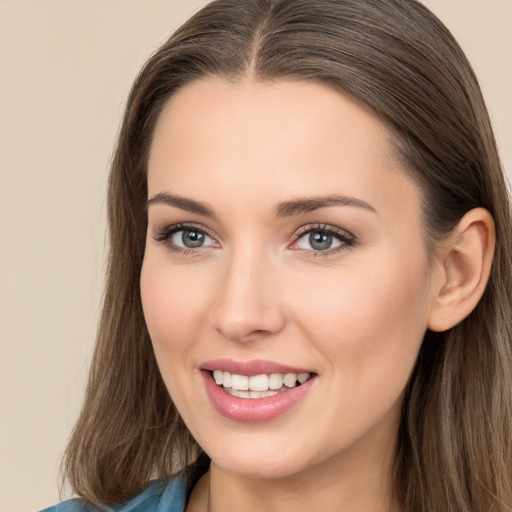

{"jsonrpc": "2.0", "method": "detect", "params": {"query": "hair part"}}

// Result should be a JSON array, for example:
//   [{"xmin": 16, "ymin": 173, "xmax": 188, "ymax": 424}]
[{"xmin": 63, "ymin": 1, "xmax": 512, "ymax": 510}]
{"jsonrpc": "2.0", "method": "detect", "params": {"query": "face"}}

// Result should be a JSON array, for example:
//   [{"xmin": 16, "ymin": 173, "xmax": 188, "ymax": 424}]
[{"xmin": 141, "ymin": 77, "xmax": 439, "ymax": 480}]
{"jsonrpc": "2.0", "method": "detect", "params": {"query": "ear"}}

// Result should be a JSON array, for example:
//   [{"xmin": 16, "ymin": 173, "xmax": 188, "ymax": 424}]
[{"xmin": 428, "ymin": 208, "xmax": 495, "ymax": 332}]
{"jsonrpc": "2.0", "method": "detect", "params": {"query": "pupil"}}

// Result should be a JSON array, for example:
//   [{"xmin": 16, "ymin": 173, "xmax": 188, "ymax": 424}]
[
  {"xmin": 182, "ymin": 230, "xmax": 205, "ymax": 248},
  {"xmin": 309, "ymin": 232, "xmax": 332, "ymax": 251}
]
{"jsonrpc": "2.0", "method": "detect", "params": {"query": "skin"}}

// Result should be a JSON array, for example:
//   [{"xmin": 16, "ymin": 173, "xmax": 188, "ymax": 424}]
[{"xmin": 140, "ymin": 77, "xmax": 449, "ymax": 512}]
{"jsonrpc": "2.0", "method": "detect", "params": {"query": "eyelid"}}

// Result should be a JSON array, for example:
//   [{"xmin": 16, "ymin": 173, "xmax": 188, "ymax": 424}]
[
  {"xmin": 152, "ymin": 222, "xmax": 220, "ymax": 253},
  {"xmin": 289, "ymin": 223, "xmax": 356, "ymax": 255},
  {"xmin": 152, "ymin": 221, "xmax": 356, "ymax": 256},
  {"xmin": 293, "ymin": 223, "xmax": 354, "ymax": 239},
  {"xmin": 153, "ymin": 222, "xmax": 214, "ymax": 239}
]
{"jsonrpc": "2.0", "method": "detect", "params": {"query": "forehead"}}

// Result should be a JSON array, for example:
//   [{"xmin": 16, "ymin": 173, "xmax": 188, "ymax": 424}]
[
  {"xmin": 147, "ymin": 77, "xmax": 419, "ymax": 223},
  {"xmin": 149, "ymin": 77, "xmax": 394, "ymax": 169}
]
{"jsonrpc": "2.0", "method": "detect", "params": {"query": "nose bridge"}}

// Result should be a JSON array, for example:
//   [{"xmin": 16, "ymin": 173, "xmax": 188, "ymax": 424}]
[{"xmin": 211, "ymin": 242, "xmax": 284, "ymax": 342}]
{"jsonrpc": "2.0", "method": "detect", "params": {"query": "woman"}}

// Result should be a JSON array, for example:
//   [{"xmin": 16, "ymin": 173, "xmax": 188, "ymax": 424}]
[{"xmin": 44, "ymin": 0, "xmax": 512, "ymax": 510}]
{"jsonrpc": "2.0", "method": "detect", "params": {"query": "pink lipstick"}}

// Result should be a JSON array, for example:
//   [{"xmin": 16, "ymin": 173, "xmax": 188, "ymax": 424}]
[{"xmin": 200, "ymin": 359, "xmax": 317, "ymax": 423}]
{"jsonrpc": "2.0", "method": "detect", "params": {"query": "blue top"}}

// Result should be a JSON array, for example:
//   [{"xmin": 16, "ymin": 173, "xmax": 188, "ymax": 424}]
[{"xmin": 40, "ymin": 476, "xmax": 187, "ymax": 512}]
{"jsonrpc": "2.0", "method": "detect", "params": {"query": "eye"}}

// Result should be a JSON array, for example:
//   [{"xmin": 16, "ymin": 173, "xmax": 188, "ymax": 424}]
[
  {"xmin": 172, "ymin": 228, "xmax": 214, "ymax": 248},
  {"xmin": 291, "ymin": 224, "xmax": 355, "ymax": 254},
  {"xmin": 154, "ymin": 223, "xmax": 218, "ymax": 253},
  {"xmin": 297, "ymin": 231, "xmax": 341, "ymax": 251}
]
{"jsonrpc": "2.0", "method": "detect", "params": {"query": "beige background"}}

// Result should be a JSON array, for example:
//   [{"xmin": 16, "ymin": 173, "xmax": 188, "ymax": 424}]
[{"xmin": 0, "ymin": 1, "xmax": 510, "ymax": 511}]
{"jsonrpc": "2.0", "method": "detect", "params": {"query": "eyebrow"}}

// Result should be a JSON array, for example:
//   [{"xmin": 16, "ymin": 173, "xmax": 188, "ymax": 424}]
[
  {"xmin": 146, "ymin": 192, "xmax": 377, "ymax": 218},
  {"xmin": 274, "ymin": 195, "xmax": 377, "ymax": 217},
  {"xmin": 146, "ymin": 192, "xmax": 216, "ymax": 217}
]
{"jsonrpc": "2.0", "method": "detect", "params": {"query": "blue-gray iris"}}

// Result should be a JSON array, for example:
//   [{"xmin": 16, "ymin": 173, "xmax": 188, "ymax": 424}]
[
  {"xmin": 182, "ymin": 230, "xmax": 205, "ymax": 248},
  {"xmin": 310, "ymin": 232, "xmax": 332, "ymax": 251}
]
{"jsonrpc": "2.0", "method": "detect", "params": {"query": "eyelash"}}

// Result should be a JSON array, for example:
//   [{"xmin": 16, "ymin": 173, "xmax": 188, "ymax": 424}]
[
  {"xmin": 291, "ymin": 224, "xmax": 356, "ymax": 257},
  {"xmin": 153, "ymin": 222, "xmax": 356, "ymax": 256},
  {"xmin": 153, "ymin": 223, "xmax": 217, "ymax": 255}
]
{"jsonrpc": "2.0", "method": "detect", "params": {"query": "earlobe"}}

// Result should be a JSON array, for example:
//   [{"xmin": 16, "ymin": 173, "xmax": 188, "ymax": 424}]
[{"xmin": 427, "ymin": 208, "xmax": 495, "ymax": 333}]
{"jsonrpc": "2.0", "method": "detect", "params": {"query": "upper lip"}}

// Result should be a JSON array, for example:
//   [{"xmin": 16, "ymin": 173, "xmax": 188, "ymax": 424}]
[{"xmin": 200, "ymin": 358, "xmax": 315, "ymax": 376}]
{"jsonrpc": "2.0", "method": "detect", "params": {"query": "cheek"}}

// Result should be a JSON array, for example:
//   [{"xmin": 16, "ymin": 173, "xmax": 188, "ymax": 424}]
[
  {"xmin": 289, "ymin": 254, "xmax": 431, "ymax": 388},
  {"xmin": 139, "ymin": 255, "xmax": 218, "ymax": 431},
  {"xmin": 140, "ymin": 255, "xmax": 211, "ymax": 371}
]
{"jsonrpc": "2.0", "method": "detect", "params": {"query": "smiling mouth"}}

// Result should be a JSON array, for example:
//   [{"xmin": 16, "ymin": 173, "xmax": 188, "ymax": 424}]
[{"xmin": 210, "ymin": 370, "xmax": 314, "ymax": 399}]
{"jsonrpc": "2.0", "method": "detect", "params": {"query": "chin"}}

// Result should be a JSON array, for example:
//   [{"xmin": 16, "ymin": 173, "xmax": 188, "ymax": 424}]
[
  {"xmin": 211, "ymin": 452, "xmax": 308, "ymax": 481},
  {"xmin": 197, "ymin": 429, "xmax": 320, "ymax": 481}
]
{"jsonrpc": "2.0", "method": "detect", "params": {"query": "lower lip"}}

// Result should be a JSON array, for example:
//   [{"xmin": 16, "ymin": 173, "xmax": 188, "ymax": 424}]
[{"xmin": 201, "ymin": 371, "xmax": 316, "ymax": 423}]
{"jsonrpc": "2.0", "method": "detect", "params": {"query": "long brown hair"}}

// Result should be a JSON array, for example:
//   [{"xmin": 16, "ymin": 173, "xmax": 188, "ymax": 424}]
[{"xmin": 63, "ymin": 0, "xmax": 512, "ymax": 510}]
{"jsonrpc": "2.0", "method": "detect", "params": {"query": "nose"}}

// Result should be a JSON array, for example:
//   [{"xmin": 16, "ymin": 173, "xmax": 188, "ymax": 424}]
[{"xmin": 210, "ymin": 247, "xmax": 286, "ymax": 343}]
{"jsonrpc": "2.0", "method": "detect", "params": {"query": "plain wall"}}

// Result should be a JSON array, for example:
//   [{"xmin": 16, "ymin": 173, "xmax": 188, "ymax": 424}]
[{"xmin": 0, "ymin": 1, "xmax": 510, "ymax": 511}]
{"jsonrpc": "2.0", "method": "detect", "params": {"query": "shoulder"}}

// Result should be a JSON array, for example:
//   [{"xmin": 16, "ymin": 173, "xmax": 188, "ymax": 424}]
[{"xmin": 39, "ymin": 475, "xmax": 187, "ymax": 512}]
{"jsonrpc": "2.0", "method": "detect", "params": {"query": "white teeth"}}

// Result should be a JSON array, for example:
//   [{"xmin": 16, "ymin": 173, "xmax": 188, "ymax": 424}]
[
  {"xmin": 283, "ymin": 373, "xmax": 298, "ymax": 388},
  {"xmin": 211, "ymin": 370, "xmax": 313, "ymax": 393},
  {"xmin": 249, "ymin": 374, "xmax": 269, "ymax": 391},
  {"xmin": 298, "ymin": 372, "xmax": 310, "ymax": 384},
  {"xmin": 268, "ymin": 373, "xmax": 284, "ymax": 390},
  {"xmin": 223, "ymin": 371, "xmax": 232, "ymax": 388},
  {"xmin": 250, "ymin": 389, "xmax": 279, "ymax": 398},
  {"xmin": 227, "ymin": 388, "xmax": 280, "ymax": 399},
  {"xmin": 250, "ymin": 390, "xmax": 271, "ymax": 398},
  {"xmin": 231, "ymin": 373, "xmax": 249, "ymax": 390},
  {"xmin": 228, "ymin": 389, "xmax": 251, "ymax": 398},
  {"xmin": 213, "ymin": 370, "xmax": 223, "ymax": 385}
]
